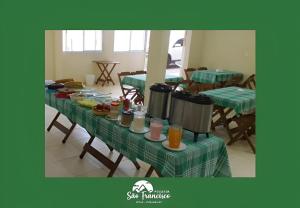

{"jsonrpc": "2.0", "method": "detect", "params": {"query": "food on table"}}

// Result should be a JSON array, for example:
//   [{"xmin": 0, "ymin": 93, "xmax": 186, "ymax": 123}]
[
  {"xmin": 55, "ymin": 78, "xmax": 74, "ymax": 83},
  {"xmin": 92, "ymin": 104, "xmax": 110, "ymax": 116},
  {"xmin": 69, "ymin": 93, "xmax": 85, "ymax": 102},
  {"xmin": 45, "ymin": 80, "xmax": 55, "ymax": 86},
  {"xmin": 108, "ymin": 101, "xmax": 119, "ymax": 119},
  {"xmin": 64, "ymin": 81, "xmax": 84, "ymax": 89},
  {"xmin": 55, "ymin": 92, "xmax": 71, "ymax": 99},
  {"xmin": 168, "ymin": 125, "xmax": 182, "ymax": 148},
  {"xmin": 77, "ymin": 99, "xmax": 97, "ymax": 108},
  {"xmin": 57, "ymin": 88, "xmax": 75, "ymax": 94},
  {"xmin": 150, "ymin": 118, "xmax": 163, "ymax": 140},
  {"xmin": 131, "ymin": 111, "xmax": 145, "ymax": 132},
  {"xmin": 123, "ymin": 98, "xmax": 130, "ymax": 111},
  {"xmin": 47, "ymin": 83, "xmax": 64, "ymax": 90},
  {"xmin": 121, "ymin": 110, "xmax": 133, "ymax": 126}
]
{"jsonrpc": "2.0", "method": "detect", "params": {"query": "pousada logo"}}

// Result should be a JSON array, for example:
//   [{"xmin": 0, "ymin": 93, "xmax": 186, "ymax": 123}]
[{"xmin": 127, "ymin": 180, "xmax": 171, "ymax": 204}]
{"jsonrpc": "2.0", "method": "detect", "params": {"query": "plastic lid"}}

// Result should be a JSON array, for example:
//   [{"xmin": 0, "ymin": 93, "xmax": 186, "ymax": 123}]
[
  {"xmin": 150, "ymin": 83, "xmax": 172, "ymax": 93},
  {"xmin": 171, "ymin": 91, "xmax": 191, "ymax": 100},
  {"xmin": 47, "ymin": 83, "xmax": 64, "ymax": 90},
  {"xmin": 172, "ymin": 91, "xmax": 213, "ymax": 105},
  {"xmin": 188, "ymin": 94, "xmax": 213, "ymax": 105},
  {"xmin": 122, "ymin": 110, "xmax": 133, "ymax": 115}
]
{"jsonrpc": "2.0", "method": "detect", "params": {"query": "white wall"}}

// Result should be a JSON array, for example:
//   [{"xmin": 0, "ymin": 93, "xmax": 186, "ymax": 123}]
[
  {"xmin": 45, "ymin": 31, "xmax": 55, "ymax": 80},
  {"xmin": 186, "ymin": 30, "xmax": 256, "ymax": 79},
  {"xmin": 45, "ymin": 30, "xmax": 256, "ymax": 86},
  {"xmin": 46, "ymin": 30, "xmax": 146, "ymax": 83}
]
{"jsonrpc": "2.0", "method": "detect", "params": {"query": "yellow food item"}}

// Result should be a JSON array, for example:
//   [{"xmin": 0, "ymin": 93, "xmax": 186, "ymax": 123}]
[
  {"xmin": 55, "ymin": 78, "xmax": 74, "ymax": 83},
  {"xmin": 77, "ymin": 99, "xmax": 97, "ymax": 108},
  {"xmin": 64, "ymin": 81, "xmax": 84, "ymax": 89}
]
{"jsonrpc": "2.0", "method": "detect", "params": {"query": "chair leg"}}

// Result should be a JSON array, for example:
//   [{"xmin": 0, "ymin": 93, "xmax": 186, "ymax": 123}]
[{"xmin": 244, "ymin": 132, "xmax": 256, "ymax": 154}]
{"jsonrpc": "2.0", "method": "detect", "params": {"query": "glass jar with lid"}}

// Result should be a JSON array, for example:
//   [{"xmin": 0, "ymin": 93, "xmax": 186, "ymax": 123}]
[{"xmin": 131, "ymin": 111, "xmax": 146, "ymax": 132}]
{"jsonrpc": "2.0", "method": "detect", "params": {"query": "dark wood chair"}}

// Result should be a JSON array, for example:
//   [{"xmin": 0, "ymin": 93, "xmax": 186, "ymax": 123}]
[
  {"xmin": 184, "ymin": 68, "xmax": 197, "ymax": 80},
  {"xmin": 184, "ymin": 67, "xmax": 207, "ymax": 80},
  {"xmin": 226, "ymin": 113, "xmax": 256, "ymax": 153},
  {"xmin": 129, "ymin": 71, "xmax": 147, "ymax": 104},
  {"xmin": 224, "ymin": 75, "xmax": 243, "ymax": 87},
  {"xmin": 134, "ymin": 70, "xmax": 147, "ymax": 75},
  {"xmin": 117, "ymin": 72, "xmax": 138, "ymax": 99},
  {"xmin": 242, "ymin": 74, "xmax": 256, "ymax": 89}
]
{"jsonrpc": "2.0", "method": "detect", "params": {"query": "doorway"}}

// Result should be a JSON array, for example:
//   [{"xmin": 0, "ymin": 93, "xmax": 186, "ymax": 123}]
[{"xmin": 167, "ymin": 30, "xmax": 186, "ymax": 74}]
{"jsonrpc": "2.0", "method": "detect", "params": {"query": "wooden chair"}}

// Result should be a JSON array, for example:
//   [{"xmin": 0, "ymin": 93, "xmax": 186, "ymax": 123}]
[
  {"xmin": 129, "ymin": 71, "xmax": 147, "ymax": 104},
  {"xmin": 184, "ymin": 66, "xmax": 207, "ymax": 80},
  {"xmin": 134, "ymin": 70, "xmax": 147, "ymax": 75},
  {"xmin": 242, "ymin": 74, "xmax": 256, "ymax": 89},
  {"xmin": 224, "ymin": 75, "xmax": 243, "ymax": 87},
  {"xmin": 117, "ymin": 72, "xmax": 137, "ymax": 99},
  {"xmin": 226, "ymin": 113, "xmax": 256, "ymax": 153},
  {"xmin": 184, "ymin": 68, "xmax": 197, "ymax": 80}
]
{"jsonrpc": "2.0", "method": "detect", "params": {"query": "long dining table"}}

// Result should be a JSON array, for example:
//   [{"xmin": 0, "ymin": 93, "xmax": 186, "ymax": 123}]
[{"xmin": 45, "ymin": 89, "xmax": 232, "ymax": 177}]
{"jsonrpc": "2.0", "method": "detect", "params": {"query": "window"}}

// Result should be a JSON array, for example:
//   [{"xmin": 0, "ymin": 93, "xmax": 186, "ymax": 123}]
[
  {"xmin": 62, "ymin": 30, "xmax": 102, "ymax": 52},
  {"xmin": 114, "ymin": 30, "xmax": 147, "ymax": 52}
]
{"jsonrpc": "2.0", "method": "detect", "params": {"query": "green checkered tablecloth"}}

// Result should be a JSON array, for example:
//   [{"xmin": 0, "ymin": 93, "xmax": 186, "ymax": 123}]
[
  {"xmin": 122, "ymin": 73, "xmax": 183, "ymax": 94},
  {"xmin": 201, "ymin": 87, "xmax": 256, "ymax": 114},
  {"xmin": 190, "ymin": 69, "xmax": 243, "ymax": 84},
  {"xmin": 45, "ymin": 90, "xmax": 231, "ymax": 177}
]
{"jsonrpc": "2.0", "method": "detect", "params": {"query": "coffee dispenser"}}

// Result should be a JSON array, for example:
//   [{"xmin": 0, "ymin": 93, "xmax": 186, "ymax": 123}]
[
  {"xmin": 168, "ymin": 91, "xmax": 213, "ymax": 142},
  {"xmin": 147, "ymin": 83, "xmax": 172, "ymax": 119}
]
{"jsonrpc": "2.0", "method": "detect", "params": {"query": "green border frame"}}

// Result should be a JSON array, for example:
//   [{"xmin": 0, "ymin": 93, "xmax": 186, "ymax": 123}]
[{"xmin": 1, "ymin": 0, "xmax": 300, "ymax": 207}]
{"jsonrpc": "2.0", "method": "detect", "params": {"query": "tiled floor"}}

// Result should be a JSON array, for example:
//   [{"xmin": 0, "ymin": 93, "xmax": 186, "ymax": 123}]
[{"xmin": 45, "ymin": 84, "xmax": 256, "ymax": 177}]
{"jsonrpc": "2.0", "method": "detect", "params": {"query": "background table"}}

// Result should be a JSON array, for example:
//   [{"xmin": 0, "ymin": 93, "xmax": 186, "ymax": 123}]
[
  {"xmin": 122, "ymin": 73, "xmax": 183, "ymax": 95},
  {"xmin": 202, "ymin": 87, "xmax": 256, "ymax": 152},
  {"xmin": 45, "ymin": 90, "xmax": 231, "ymax": 177},
  {"xmin": 93, "ymin": 61, "xmax": 120, "ymax": 86},
  {"xmin": 201, "ymin": 86, "xmax": 255, "ymax": 114},
  {"xmin": 191, "ymin": 69, "xmax": 243, "ymax": 84}
]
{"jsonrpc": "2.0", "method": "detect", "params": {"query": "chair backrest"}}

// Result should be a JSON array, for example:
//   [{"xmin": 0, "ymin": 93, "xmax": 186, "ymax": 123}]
[
  {"xmin": 117, "ymin": 71, "xmax": 132, "ymax": 85},
  {"xmin": 243, "ymin": 74, "xmax": 256, "ymax": 90},
  {"xmin": 184, "ymin": 68, "xmax": 197, "ymax": 80},
  {"xmin": 224, "ymin": 75, "xmax": 243, "ymax": 87},
  {"xmin": 133, "ymin": 70, "xmax": 147, "ymax": 75},
  {"xmin": 118, "ymin": 72, "xmax": 133, "ymax": 96},
  {"xmin": 184, "ymin": 67, "xmax": 207, "ymax": 80}
]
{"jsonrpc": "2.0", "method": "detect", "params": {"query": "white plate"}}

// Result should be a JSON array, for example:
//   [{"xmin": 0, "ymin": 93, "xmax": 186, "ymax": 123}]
[
  {"xmin": 144, "ymin": 132, "xmax": 166, "ymax": 142},
  {"xmin": 117, "ymin": 120, "xmax": 130, "ymax": 128},
  {"xmin": 105, "ymin": 115, "xmax": 119, "ymax": 121},
  {"xmin": 162, "ymin": 141, "xmax": 186, "ymax": 152},
  {"xmin": 129, "ymin": 126, "xmax": 150, "ymax": 134}
]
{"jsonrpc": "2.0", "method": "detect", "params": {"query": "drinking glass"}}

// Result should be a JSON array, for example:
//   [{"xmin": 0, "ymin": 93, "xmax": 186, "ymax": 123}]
[
  {"xmin": 150, "ymin": 118, "xmax": 163, "ymax": 140},
  {"xmin": 168, "ymin": 125, "xmax": 182, "ymax": 148}
]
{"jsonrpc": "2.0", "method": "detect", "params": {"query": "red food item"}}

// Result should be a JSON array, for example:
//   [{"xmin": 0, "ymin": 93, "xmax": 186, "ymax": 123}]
[
  {"xmin": 111, "ymin": 101, "xmax": 119, "ymax": 106},
  {"xmin": 55, "ymin": 92, "xmax": 70, "ymax": 99},
  {"xmin": 103, "ymin": 104, "xmax": 110, "ymax": 111},
  {"xmin": 95, "ymin": 104, "xmax": 103, "ymax": 110},
  {"xmin": 123, "ymin": 99, "xmax": 130, "ymax": 111}
]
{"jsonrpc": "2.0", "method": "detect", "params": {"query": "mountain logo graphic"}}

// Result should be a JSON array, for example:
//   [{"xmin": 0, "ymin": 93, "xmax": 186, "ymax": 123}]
[{"xmin": 132, "ymin": 180, "xmax": 154, "ymax": 193}]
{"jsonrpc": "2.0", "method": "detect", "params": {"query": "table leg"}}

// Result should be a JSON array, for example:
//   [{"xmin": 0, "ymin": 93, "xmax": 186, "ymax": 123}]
[
  {"xmin": 145, "ymin": 166, "xmax": 162, "ymax": 177},
  {"xmin": 96, "ymin": 63, "xmax": 108, "ymax": 85},
  {"xmin": 106, "ymin": 63, "xmax": 117, "ymax": 85},
  {"xmin": 79, "ymin": 136, "xmax": 95, "ymax": 159},
  {"xmin": 80, "ymin": 134, "xmax": 141, "ymax": 177},
  {"xmin": 47, "ymin": 112, "xmax": 76, "ymax": 143},
  {"xmin": 62, "ymin": 121, "xmax": 76, "ymax": 143},
  {"xmin": 47, "ymin": 112, "xmax": 61, "ymax": 131}
]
